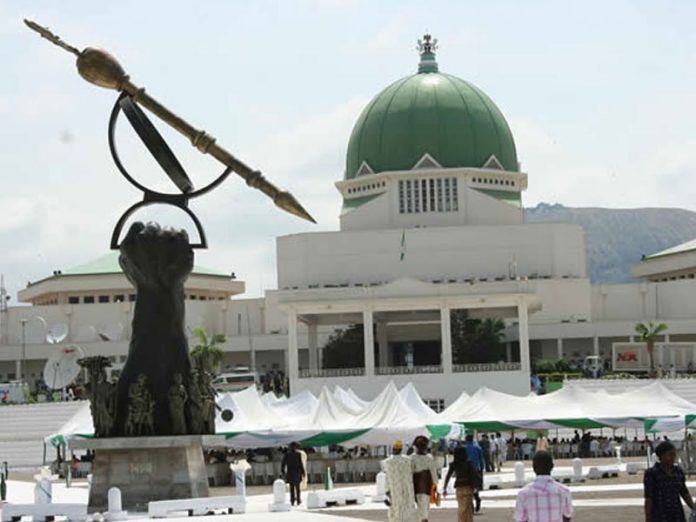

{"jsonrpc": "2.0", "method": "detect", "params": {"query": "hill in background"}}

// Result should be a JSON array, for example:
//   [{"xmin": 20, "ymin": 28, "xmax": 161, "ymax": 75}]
[{"xmin": 524, "ymin": 203, "xmax": 696, "ymax": 283}]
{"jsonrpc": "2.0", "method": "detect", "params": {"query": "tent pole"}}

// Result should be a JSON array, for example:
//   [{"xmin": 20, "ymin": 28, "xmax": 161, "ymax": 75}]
[{"xmin": 685, "ymin": 423, "xmax": 691, "ymax": 476}]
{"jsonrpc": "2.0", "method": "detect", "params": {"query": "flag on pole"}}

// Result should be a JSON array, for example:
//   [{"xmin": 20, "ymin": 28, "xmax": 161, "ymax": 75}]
[{"xmin": 399, "ymin": 229, "xmax": 406, "ymax": 261}]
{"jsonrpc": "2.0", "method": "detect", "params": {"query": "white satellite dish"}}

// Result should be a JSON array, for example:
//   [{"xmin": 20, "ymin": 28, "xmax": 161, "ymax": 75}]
[
  {"xmin": 46, "ymin": 323, "xmax": 69, "ymax": 344},
  {"xmin": 98, "ymin": 322, "xmax": 124, "ymax": 342},
  {"xmin": 43, "ymin": 345, "xmax": 84, "ymax": 390}
]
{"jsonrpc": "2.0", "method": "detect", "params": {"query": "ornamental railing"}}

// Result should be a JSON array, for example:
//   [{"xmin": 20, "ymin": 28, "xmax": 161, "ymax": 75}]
[
  {"xmin": 452, "ymin": 362, "xmax": 521, "ymax": 373},
  {"xmin": 298, "ymin": 368, "xmax": 365, "ymax": 379},
  {"xmin": 376, "ymin": 365, "xmax": 443, "ymax": 375}
]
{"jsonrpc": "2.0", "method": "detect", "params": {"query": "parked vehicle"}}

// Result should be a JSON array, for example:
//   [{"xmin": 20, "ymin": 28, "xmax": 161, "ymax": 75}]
[{"xmin": 212, "ymin": 366, "xmax": 256, "ymax": 392}]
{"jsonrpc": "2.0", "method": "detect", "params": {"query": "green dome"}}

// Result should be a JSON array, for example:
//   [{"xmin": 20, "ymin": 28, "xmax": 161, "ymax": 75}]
[{"xmin": 345, "ymin": 57, "xmax": 518, "ymax": 179}]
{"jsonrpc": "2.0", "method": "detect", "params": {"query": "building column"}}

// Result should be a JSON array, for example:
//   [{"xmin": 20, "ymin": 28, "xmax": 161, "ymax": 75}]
[
  {"xmin": 308, "ymin": 321, "xmax": 318, "ymax": 372},
  {"xmin": 556, "ymin": 338, "xmax": 564, "ymax": 360},
  {"xmin": 15, "ymin": 360, "xmax": 21, "ymax": 380},
  {"xmin": 287, "ymin": 308, "xmax": 299, "ymax": 386},
  {"xmin": 506, "ymin": 342, "xmax": 512, "ymax": 362},
  {"xmin": 377, "ymin": 321, "xmax": 389, "ymax": 368},
  {"xmin": 363, "ymin": 308, "xmax": 375, "ymax": 377},
  {"xmin": 440, "ymin": 307, "xmax": 453, "ymax": 374},
  {"xmin": 593, "ymin": 336, "xmax": 600, "ymax": 356},
  {"xmin": 518, "ymin": 300, "xmax": 531, "ymax": 373}
]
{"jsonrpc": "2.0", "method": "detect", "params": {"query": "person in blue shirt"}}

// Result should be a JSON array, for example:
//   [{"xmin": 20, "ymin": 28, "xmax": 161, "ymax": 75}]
[{"xmin": 463, "ymin": 434, "xmax": 484, "ymax": 512}]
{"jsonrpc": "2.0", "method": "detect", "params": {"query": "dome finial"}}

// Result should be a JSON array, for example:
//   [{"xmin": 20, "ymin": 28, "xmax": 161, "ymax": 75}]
[{"xmin": 416, "ymin": 33, "xmax": 439, "ymax": 73}]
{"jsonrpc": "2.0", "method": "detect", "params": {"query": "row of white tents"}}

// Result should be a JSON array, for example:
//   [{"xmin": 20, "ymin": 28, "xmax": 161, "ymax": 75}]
[{"xmin": 47, "ymin": 381, "xmax": 696, "ymax": 448}]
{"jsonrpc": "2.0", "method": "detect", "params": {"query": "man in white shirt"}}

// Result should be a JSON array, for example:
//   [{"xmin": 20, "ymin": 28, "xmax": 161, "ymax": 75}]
[{"xmin": 514, "ymin": 451, "xmax": 573, "ymax": 522}]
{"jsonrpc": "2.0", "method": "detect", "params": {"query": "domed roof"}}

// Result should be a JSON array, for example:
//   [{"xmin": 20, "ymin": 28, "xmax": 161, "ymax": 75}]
[{"xmin": 345, "ymin": 36, "xmax": 518, "ymax": 179}]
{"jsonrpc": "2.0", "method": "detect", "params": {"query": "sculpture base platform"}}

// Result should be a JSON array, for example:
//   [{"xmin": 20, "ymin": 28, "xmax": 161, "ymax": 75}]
[{"xmin": 71, "ymin": 435, "xmax": 226, "ymax": 512}]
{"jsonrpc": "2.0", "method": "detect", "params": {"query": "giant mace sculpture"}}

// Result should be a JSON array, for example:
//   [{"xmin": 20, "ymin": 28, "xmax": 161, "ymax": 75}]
[
  {"xmin": 25, "ymin": 20, "xmax": 315, "ymax": 509},
  {"xmin": 25, "ymin": 20, "xmax": 314, "ymax": 438}
]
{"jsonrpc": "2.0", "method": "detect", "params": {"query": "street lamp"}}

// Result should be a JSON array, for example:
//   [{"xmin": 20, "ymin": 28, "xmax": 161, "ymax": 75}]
[{"xmin": 19, "ymin": 319, "xmax": 27, "ymax": 383}]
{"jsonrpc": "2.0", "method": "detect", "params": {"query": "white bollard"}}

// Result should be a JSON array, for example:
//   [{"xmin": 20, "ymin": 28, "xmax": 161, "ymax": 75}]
[
  {"xmin": 373, "ymin": 472, "xmax": 387, "ymax": 502},
  {"xmin": 514, "ymin": 461, "xmax": 525, "ymax": 487},
  {"xmin": 33, "ymin": 466, "xmax": 57, "ymax": 504},
  {"xmin": 108, "ymin": 488, "xmax": 122, "ymax": 513},
  {"xmin": 572, "ymin": 458, "xmax": 583, "ymax": 480},
  {"xmin": 268, "ymin": 478, "xmax": 291, "ymax": 512},
  {"xmin": 230, "ymin": 460, "xmax": 251, "ymax": 499},
  {"xmin": 106, "ymin": 487, "xmax": 127, "ymax": 521}
]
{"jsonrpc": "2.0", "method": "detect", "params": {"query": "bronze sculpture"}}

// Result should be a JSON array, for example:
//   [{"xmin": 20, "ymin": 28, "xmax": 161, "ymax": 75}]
[
  {"xmin": 78, "ymin": 356, "xmax": 116, "ymax": 437},
  {"xmin": 168, "ymin": 374, "xmax": 188, "ymax": 435},
  {"xmin": 126, "ymin": 374, "xmax": 155, "ymax": 436}
]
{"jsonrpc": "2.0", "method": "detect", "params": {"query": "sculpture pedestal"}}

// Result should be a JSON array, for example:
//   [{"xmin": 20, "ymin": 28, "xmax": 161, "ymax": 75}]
[{"xmin": 71, "ymin": 435, "xmax": 225, "ymax": 512}]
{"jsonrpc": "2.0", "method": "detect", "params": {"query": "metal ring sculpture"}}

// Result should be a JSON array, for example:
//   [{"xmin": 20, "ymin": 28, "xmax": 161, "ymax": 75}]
[{"xmin": 108, "ymin": 93, "xmax": 232, "ymax": 249}]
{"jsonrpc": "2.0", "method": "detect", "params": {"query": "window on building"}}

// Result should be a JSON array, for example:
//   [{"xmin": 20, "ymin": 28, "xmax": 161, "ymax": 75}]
[
  {"xmin": 98, "ymin": 295, "xmax": 109, "ymax": 303},
  {"xmin": 398, "ymin": 180, "xmax": 405, "ymax": 213},
  {"xmin": 406, "ymin": 180, "xmax": 413, "ymax": 213},
  {"xmin": 413, "ymin": 179, "xmax": 420, "ymax": 213},
  {"xmin": 68, "ymin": 296, "xmax": 79, "ymax": 304},
  {"xmin": 114, "ymin": 294, "xmax": 124, "ymax": 303},
  {"xmin": 425, "ymin": 398, "xmax": 445, "ymax": 413},
  {"xmin": 421, "ymin": 179, "xmax": 428, "ymax": 211},
  {"xmin": 436, "ymin": 179, "xmax": 443, "ymax": 211},
  {"xmin": 444, "ymin": 178, "xmax": 451, "ymax": 211},
  {"xmin": 129, "ymin": 294, "xmax": 136, "ymax": 302},
  {"xmin": 83, "ymin": 296, "xmax": 95, "ymax": 304},
  {"xmin": 451, "ymin": 177, "xmax": 459, "ymax": 211},
  {"xmin": 429, "ymin": 179, "xmax": 435, "ymax": 211}
]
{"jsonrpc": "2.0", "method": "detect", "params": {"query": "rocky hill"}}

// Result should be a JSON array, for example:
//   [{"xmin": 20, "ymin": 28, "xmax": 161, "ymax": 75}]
[{"xmin": 524, "ymin": 203, "xmax": 696, "ymax": 283}]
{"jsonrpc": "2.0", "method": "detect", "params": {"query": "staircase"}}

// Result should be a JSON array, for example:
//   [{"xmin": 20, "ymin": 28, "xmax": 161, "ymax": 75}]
[{"xmin": 0, "ymin": 401, "xmax": 86, "ymax": 469}]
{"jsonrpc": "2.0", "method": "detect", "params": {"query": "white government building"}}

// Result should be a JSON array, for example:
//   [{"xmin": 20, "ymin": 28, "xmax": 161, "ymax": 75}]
[{"xmin": 2, "ymin": 37, "xmax": 696, "ymax": 407}]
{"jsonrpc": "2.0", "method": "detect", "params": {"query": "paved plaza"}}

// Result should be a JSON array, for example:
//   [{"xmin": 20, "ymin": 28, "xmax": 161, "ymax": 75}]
[{"xmin": 1, "ymin": 457, "xmax": 678, "ymax": 521}]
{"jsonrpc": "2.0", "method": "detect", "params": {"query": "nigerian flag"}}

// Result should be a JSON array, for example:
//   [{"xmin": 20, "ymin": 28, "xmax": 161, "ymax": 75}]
[{"xmin": 400, "ymin": 229, "xmax": 406, "ymax": 261}]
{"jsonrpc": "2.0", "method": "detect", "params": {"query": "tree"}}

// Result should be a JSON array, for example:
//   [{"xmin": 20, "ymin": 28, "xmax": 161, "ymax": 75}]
[
  {"xmin": 451, "ymin": 311, "xmax": 506, "ymax": 364},
  {"xmin": 635, "ymin": 321, "xmax": 668, "ymax": 376},
  {"xmin": 321, "ymin": 324, "xmax": 365, "ymax": 369},
  {"xmin": 190, "ymin": 327, "xmax": 225, "ymax": 374}
]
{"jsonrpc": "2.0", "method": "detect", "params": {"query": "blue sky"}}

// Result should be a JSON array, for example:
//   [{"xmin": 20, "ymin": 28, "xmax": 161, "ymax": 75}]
[{"xmin": 1, "ymin": 0, "xmax": 696, "ymax": 300}]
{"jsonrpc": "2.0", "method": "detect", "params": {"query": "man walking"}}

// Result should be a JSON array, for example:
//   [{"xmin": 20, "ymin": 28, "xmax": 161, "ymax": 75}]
[
  {"xmin": 644, "ymin": 440, "xmax": 695, "ymax": 521},
  {"xmin": 464, "ymin": 434, "xmax": 485, "ymax": 513},
  {"xmin": 514, "ymin": 450, "xmax": 573, "ymax": 522},
  {"xmin": 410, "ymin": 436, "xmax": 439, "ymax": 522},
  {"xmin": 281, "ymin": 442, "xmax": 305, "ymax": 506},
  {"xmin": 384, "ymin": 440, "xmax": 417, "ymax": 522}
]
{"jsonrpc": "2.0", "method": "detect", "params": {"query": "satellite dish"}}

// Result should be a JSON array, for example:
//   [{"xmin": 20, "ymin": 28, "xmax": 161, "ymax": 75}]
[
  {"xmin": 46, "ymin": 323, "xmax": 69, "ymax": 344},
  {"xmin": 43, "ymin": 345, "xmax": 84, "ymax": 390},
  {"xmin": 98, "ymin": 322, "xmax": 124, "ymax": 342},
  {"xmin": 75, "ymin": 325, "xmax": 97, "ymax": 343}
]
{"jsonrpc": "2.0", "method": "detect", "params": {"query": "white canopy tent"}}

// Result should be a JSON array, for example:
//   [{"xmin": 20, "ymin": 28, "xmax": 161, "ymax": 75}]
[
  {"xmin": 441, "ymin": 382, "xmax": 696, "ymax": 431},
  {"xmin": 47, "ymin": 381, "xmax": 458, "ymax": 448}
]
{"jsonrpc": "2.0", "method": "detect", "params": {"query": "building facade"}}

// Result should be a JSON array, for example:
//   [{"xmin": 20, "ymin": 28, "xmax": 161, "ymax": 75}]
[{"xmin": 2, "ymin": 37, "xmax": 696, "ymax": 407}]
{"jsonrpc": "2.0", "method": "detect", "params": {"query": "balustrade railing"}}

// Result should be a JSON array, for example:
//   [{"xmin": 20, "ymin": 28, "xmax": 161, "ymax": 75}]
[
  {"xmin": 376, "ymin": 365, "xmax": 443, "ymax": 375},
  {"xmin": 452, "ymin": 362, "xmax": 521, "ymax": 373},
  {"xmin": 298, "ymin": 368, "xmax": 365, "ymax": 379}
]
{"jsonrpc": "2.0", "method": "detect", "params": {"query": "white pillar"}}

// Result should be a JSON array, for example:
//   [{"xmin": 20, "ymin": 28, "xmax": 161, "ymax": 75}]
[
  {"xmin": 15, "ymin": 359, "xmax": 21, "ymax": 380},
  {"xmin": 287, "ymin": 309, "xmax": 299, "ymax": 386},
  {"xmin": 363, "ymin": 309, "xmax": 375, "ymax": 377},
  {"xmin": 518, "ymin": 301, "xmax": 531, "ymax": 373},
  {"xmin": 377, "ymin": 321, "xmax": 389, "ymax": 368},
  {"xmin": 506, "ymin": 342, "xmax": 512, "ymax": 362},
  {"xmin": 440, "ymin": 307, "xmax": 453, "ymax": 374},
  {"xmin": 593, "ymin": 336, "xmax": 600, "ymax": 356},
  {"xmin": 556, "ymin": 338, "xmax": 564, "ymax": 360},
  {"xmin": 308, "ymin": 322, "xmax": 318, "ymax": 372}
]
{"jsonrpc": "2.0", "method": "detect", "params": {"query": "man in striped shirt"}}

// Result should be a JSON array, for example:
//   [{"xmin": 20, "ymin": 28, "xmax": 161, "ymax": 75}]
[{"xmin": 514, "ymin": 451, "xmax": 573, "ymax": 522}]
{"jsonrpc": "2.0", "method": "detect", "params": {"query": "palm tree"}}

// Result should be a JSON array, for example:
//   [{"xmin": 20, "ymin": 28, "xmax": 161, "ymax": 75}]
[
  {"xmin": 635, "ymin": 321, "xmax": 668, "ymax": 376},
  {"xmin": 190, "ymin": 327, "xmax": 225, "ymax": 374}
]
